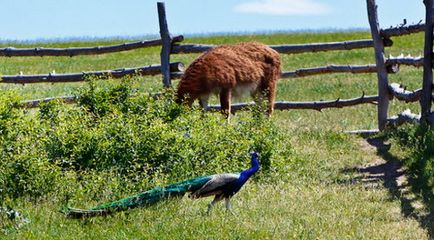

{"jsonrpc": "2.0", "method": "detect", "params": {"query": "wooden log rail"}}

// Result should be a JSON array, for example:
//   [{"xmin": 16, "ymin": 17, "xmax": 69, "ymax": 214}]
[
  {"xmin": 387, "ymin": 109, "xmax": 420, "ymax": 127},
  {"xmin": 21, "ymin": 96, "xmax": 77, "ymax": 108},
  {"xmin": 280, "ymin": 64, "xmax": 398, "ymax": 78},
  {"xmin": 388, "ymin": 83, "xmax": 422, "ymax": 102},
  {"xmin": 207, "ymin": 94, "xmax": 378, "ymax": 112},
  {"xmin": 381, "ymin": 23, "xmax": 425, "ymax": 39},
  {"xmin": 171, "ymin": 63, "xmax": 399, "ymax": 80},
  {"xmin": 5, "ymin": 56, "xmax": 419, "ymax": 84},
  {"xmin": 21, "ymin": 92, "xmax": 163, "ymax": 108},
  {"xmin": 22, "ymin": 93, "xmax": 378, "ymax": 110},
  {"xmin": 171, "ymin": 39, "xmax": 386, "ymax": 55},
  {"xmin": 386, "ymin": 55, "xmax": 424, "ymax": 67},
  {"xmin": 1, "ymin": 62, "xmax": 184, "ymax": 84},
  {"xmin": 0, "ymin": 35, "xmax": 184, "ymax": 57}
]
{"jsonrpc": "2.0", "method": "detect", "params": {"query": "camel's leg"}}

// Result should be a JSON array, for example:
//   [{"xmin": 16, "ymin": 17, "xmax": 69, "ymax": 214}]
[
  {"xmin": 266, "ymin": 84, "xmax": 276, "ymax": 117},
  {"xmin": 219, "ymin": 88, "xmax": 232, "ymax": 119},
  {"xmin": 263, "ymin": 68, "xmax": 279, "ymax": 117}
]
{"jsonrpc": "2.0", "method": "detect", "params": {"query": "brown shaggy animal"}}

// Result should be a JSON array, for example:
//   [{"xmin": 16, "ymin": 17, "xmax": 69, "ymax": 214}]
[{"xmin": 176, "ymin": 42, "xmax": 281, "ymax": 116}]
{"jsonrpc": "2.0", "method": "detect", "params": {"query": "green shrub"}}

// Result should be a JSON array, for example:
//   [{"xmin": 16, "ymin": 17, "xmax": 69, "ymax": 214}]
[
  {"xmin": 0, "ymin": 92, "xmax": 61, "ymax": 201},
  {"xmin": 0, "ymin": 79, "xmax": 292, "ymax": 204}
]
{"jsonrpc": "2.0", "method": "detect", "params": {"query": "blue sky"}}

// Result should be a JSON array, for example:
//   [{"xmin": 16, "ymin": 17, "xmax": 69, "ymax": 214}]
[{"xmin": 0, "ymin": 0, "xmax": 425, "ymax": 41}]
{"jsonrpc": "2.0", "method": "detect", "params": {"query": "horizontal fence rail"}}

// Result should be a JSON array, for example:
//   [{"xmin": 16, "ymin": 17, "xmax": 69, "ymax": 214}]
[
  {"xmin": 2, "ymin": 62, "xmax": 184, "ymax": 84},
  {"xmin": 5, "ymin": 56, "xmax": 421, "ymax": 84},
  {"xmin": 21, "ymin": 94, "xmax": 378, "ymax": 110},
  {"xmin": 6, "ymin": 23, "xmax": 423, "ymax": 58},
  {"xmin": 21, "ymin": 96, "xmax": 77, "ymax": 108},
  {"xmin": 206, "ymin": 94, "xmax": 378, "ymax": 112},
  {"xmin": 387, "ymin": 109, "xmax": 420, "ymax": 127},
  {"xmin": 270, "ymin": 40, "xmax": 381, "ymax": 54},
  {"xmin": 388, "ymin": 83, "xmax": 422, "ymax": 102},
  {"xmin": 381, "ymin": 23, "xmax": 425, "ymax": 39},
  {"xmin": 171, "ymin": 39, "xmax": 387, "ymax": 55},
  {"xmin": 280, "ymin": 64, "xmax": 398, "ymax": 78},
  {"xmin": 0, "ymin": 35, "xmax": 184, "ymax": 57},
  {"xmin": 387, "ymin": 55, "xmax": 424, "ymax": 67},
  {"xmin": 171, "ymin": 63, "xmax": 399, "ymax": 80}
]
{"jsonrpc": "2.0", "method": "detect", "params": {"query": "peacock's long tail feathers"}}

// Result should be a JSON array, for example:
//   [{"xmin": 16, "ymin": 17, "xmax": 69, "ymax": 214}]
[{"xmin": 64, "ymin": 175, "xmax": 212, "ymax": 218}]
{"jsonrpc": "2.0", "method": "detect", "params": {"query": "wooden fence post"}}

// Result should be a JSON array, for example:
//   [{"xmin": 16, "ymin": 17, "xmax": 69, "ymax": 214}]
[
  {"xmin": 367, "ymin": 0, "xmax": 390, "ymax": 131},
  {"xmin": 421, "ymin": 0, "xmax": 433, "ymax": 123},
  {"xmin": 157, "ymin": 2, "xmax": 172, "ymax": 88}
]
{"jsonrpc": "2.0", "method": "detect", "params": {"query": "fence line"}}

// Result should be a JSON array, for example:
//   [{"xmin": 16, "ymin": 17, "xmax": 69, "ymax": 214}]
[
  {"xmin": 387, "ymin": 109, "xmax": 421, "ymax": 127},
  {"xmin": 171, "ymin": 39, "xmax": 385, "ymax": 55},
  {"xmin": 388, "ymin": 83, "xmax": 422, "ymax": 102},
  {"xmin": 168, "ymin": 63, "xmax": 399, "ymax": 80},
  {"xmin": 280, "ymin": 64, "xmax": 398, "ymax": 78},
  {"xmin": 387, "ymin": 55, "xmax": 424, "ymax": 67},
  {"xmin": 2, "ymin": 59, "xmax": 414, "ymax": 84},
  {"xmin": 205, "ymin": 94, "xmax": 378, "ymax": 112},
  {"xmin": 170, "ymin": 22, "xmax": 428, "ymax": 56},
  {"xmin": 3, "ymin": 1, "xmax": 433, "ymax": 132},
  {"xmin": 380, "ymin": 23, "xmax": 425, "ymax": 39},
  {"xmin": 21, "ymin": 93, "xmax": 378, "ymax": 110},
  {"xmin": 21, "ymin": 96, "xmax": 77, "ymax": 108},
  {"xmin": 2, "ymin": 62, "xmax": 184, "ymax": 84},
  {"xmin": 0, "ymin": 36, "xmax": 184, "ymax": 57}
]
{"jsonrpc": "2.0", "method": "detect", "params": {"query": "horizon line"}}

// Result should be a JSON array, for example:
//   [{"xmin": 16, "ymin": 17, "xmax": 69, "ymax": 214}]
[{"xmin": 0, "ymin": 27, "xmax": 369, "ymax": 44}]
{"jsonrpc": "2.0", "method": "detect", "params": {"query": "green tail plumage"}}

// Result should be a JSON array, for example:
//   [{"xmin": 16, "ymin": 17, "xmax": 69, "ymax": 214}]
[{"xmin": 65, "ymin": 175, "xmax": 212, "ymax": 218}]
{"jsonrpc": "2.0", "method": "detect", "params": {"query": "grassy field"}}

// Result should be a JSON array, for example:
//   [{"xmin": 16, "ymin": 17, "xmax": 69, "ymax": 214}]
[{"xmin": 1, "ymin": 31, "xmax": 432, "ymax": 239}]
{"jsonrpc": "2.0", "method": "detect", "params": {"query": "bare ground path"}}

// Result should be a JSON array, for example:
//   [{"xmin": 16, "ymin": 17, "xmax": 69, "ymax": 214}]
[{"xmin": 348, "ymin": 136, "xmax": 434, "ymax": 239}]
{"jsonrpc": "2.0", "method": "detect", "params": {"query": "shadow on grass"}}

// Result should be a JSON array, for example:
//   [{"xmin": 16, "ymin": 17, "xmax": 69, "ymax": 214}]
[{"xmin": 339, "ymin": 136, "xmax": 434, "ymax": 238}]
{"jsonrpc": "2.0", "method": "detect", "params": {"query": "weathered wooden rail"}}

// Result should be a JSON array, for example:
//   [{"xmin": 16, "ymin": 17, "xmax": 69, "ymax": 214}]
[
  {"xmin": 171, "ymin": 39, "xmax": 384, "ymax": 54},
  {"xmin": 207, "ymin": 94, "xmax": 378, "ymax": 112},
  {"xmin": 21, "ymin": 96, "xmax": 77, "ymax": 108},
  {"xmin": 380, "ymin": 23, "xmax": 425, "ymax": 39},
  {"xmin": 21, "ymin": 93, "xmax": 379, "ymax": 110},
  {"xmin": 0, "ymin": 36, "xmax": 184, "ymax": 57},
  {"xmin": 2, "ymin": 62, "xmax": 184, "ymax": 84},
  {"xmin": 388, "ymin": 83, "xmax": 422, "ymax": 102}
]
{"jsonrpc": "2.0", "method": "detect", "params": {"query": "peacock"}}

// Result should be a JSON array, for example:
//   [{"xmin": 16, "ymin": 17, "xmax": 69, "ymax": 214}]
[{"xmin": 65, "ymin": 151, "xmax": 260, "ymax": 218}]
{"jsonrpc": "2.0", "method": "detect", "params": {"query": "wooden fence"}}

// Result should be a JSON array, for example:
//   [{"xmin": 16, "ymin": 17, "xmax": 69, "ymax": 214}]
[
  {"xmin": 1, "ymin": 1, "xmax": 433, "ymax": 131},
  {"xmin": 365, "ymin": 0, "xmax": 433, "ymax": 130}
]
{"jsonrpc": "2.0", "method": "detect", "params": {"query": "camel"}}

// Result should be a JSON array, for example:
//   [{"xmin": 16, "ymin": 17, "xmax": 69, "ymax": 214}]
[{"xmin": 176, "ymin": 42, "xmax": 281, "ymax": 117}]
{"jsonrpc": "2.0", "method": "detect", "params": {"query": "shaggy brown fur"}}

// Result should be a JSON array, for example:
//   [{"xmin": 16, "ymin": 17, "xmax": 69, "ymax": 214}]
[{"xmin": 176, "ymin": 42, "xmax": 281, "ymax": 116}]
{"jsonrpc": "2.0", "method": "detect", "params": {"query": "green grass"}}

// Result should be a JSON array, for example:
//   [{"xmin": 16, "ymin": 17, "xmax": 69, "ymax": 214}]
[{"xmin": 1, "ymin": 31, "xmax": 431, "ymax": 239}]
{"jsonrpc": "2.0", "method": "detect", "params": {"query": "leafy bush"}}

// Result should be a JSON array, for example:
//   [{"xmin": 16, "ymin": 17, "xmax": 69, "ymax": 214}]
[
  {"xmin": 0, "ymin": 93, "xmax": 60, "ymax": 201},
  {"xmin": 0, "ymin": 79, "xmax": 292, "ymax": 205}
]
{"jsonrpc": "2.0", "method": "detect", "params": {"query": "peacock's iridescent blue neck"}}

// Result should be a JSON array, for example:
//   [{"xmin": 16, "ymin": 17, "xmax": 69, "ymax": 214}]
[{"xmin": 236, "ymin": 155, "xmax": 260, "ymax": 185}]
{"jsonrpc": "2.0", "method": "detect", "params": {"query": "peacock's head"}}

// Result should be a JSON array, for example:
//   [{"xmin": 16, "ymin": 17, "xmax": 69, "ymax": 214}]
[{"xmin": 249, "ymin": 151, "xmax": 260, "ymax": 169}]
